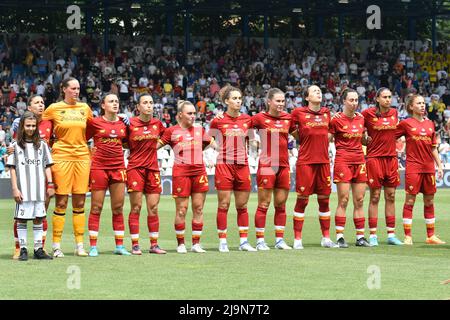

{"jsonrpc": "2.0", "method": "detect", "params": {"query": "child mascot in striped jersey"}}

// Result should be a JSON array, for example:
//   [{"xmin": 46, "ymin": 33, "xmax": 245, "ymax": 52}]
[{"xmin": 7, "ymin": 111, "xmax": 54, "ymax": 261}]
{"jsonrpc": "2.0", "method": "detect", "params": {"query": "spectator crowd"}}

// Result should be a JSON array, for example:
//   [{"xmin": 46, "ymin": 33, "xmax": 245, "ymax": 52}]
[{"xmin": 1, "ymin": 34, "xmax": 450, "ymax": 175}]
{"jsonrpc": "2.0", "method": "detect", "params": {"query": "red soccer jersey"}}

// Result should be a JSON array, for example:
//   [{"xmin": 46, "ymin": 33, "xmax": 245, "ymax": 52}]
[
  {"xmin": 87, "ymin": 117, "xmax": 127, "ymax": 170},
  {"xmin": 291, "ymin": 106, "xmax": 330, "ymax": 164},
  {"xmin": 127, "ymin": 117, "xmax": 165, "ymax": 171},
  {"xmin": 252, "ymin": 111, "xmax": 292, "ymax": 168},
  {"xmin": 330, "ymin": 112, "xmax": 365, "ymax": 164},
  {"xmin": 395, "ymin": 117, "xmax": 437, "ymax": 174},
  {"xmin": 209, "ymin": 113, "xmax": 251, "ymax": 165},
  {"xmin": 159, "ymin": 124, "xmax": 213, "ymax": 177},
  {"xmin": 362, "ymin": 107, "xmax": 398, "ymax": 158}
]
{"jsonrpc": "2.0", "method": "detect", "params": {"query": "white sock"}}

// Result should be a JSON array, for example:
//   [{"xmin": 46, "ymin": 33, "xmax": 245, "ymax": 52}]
[
  {"xmin": 17, "ymin": 222, "xmax": 27, "ymax": 249},
  {"xmin": 219, "ymin": 238, "xmax": 227, "ymax": 245},
  {"xmin": 33, "ymin": 223, "xmax": 43, "ymax": 250},
  {"xmin": 275, "ymin": 237, "xmax": 283, "ymax": 243},
  {"xmin": 240, "ymin": 237, "xmax": 248, "ymax": 245}
]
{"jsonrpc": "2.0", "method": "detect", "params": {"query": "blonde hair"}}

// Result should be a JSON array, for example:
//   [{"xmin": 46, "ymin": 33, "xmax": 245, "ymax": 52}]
[{"xmin": 176, "ymin": 100, "xmax": 195, "ymax": 122}]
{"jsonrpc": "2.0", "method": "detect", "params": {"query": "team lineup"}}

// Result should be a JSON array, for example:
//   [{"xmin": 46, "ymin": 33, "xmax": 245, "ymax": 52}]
[{"xmin": 7, "ymin": 77, "xmax": 445, "ymax": 261}]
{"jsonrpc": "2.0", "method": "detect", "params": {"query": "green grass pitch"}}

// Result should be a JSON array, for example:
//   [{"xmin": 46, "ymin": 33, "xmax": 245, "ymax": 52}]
[{"xmin": 0, "ymin": 190, "xmax": 449, "ymax": 300}]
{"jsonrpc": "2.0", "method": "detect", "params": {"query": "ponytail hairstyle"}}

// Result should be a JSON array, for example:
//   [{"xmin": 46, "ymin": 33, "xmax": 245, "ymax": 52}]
[
  {"xmin": 58, "ymin": 77, "xmax": 78, "ymax": 102},
  {"xmin": 100, "ymin": 92, "xmax": 119, "ymax": 116},
  {"xmin": 218, "ymin": 85, "xmax": 242, "ymax": 105},
  {"xmin": 17, "ymin": 111, "xmax": 40, "ymax": 150},
  {"xmin": 265, "ymin": 88, "xmax": 285, "ymax": 111},
  {"xmin": 405, "ymin": 93, "xmax": 421, "ymax": 115},
  {"xmin": 176, "ymin": 100, "xmax": 195, "ymax": 122},
  {"xmin": 374, "ymin": 87, "xmax": 391, "ymax": 117}
]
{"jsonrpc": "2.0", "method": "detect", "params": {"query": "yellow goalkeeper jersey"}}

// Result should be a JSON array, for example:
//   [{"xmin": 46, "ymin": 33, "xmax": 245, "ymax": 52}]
[{"xmin": 43, "ymin": 100, "xmax": 93, "ymax": 161}]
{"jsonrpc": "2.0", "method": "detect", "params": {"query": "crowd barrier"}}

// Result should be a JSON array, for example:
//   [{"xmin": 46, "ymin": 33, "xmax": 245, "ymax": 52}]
[{"xmin": 1, "ymin": 169, "xmax": 449, "ymax": 199}]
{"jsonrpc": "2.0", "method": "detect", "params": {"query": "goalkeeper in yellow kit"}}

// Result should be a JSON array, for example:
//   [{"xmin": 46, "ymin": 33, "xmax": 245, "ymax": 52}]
[{"xmin": 42, "ymin": 77, "xmax": 93, "ymax": 257}]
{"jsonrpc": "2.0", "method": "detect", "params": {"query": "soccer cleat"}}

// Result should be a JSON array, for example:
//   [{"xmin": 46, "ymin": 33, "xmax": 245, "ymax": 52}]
[
  {"xmin": 131, "ymin": 245, "xmax": 142, "ymax": 255},
  {"xmin": 256, "ymin": 241, "xmax": 270, "ymax": 251},
  {"xmin": 275, "ymin": 239, "xmax": 292, "ymax": 250},
  {"xmin": 53, "ymin": 248, "xmax": 65, "ymax": 258},
  {"xmin": 239, "ymin": 241, "xmax": 257, "ymax": 252},
  {"xmin": 74, "ymin": 246, "xmax": 88, "ymax": 257},
  {"xmin": 403, "ymin": 236, "xmax": 413, "ymax": 245},
  {"xmin": 114, "ymin": 245, "xmax": 131, "ymax": 255},
  {"xmin": 426, "ymin": 235, "xmax": 446, "ymax": 245},
  {"xmin": 293, "ymin": 239, "xmax": 304, "ymax": 250},
  {"xmin": 218, "ymin": 242, "xmax": 229, "ymax": 253},
  {"xmin": 369, "ymin": 236, "xmax": 379, "ymax": 246},
  {"xmin": 149, "ymin": 245, "xmax": 167, "ymax": 254},
  {"xmin": 321, "ymin": 237, "xmax": 339, "ymax": 248},
  {"xmin": 33, "ymin": 248, "xmax": 53, "ymax": 260},
  {"xmin": 13, "ymin": 248, "xmax": 20, "ymax": 260},
  {"xmin": 356, "ymin": 237, "xmax": 372, "ymax": 247},
  {"xmin": 191, "ymin": 244, "xmax": 206, "ymax": 253},
  {"xmin": 18, "ymin": 248, "xmax": 28, "ymax": 261},
  {"xmin": 177, "ymin": 244, "xmax": 187, "ymax": 254},
  {"xmin": 387, "ymin": 236, "xmax": 403, "ymax": 245},
  {"xmin": 337, "ymin": 237, "xmax": 349, "ymax": 248},
  {"xmin": 89, "ymin": 247, "xmax": 99, "ymax": 257}
]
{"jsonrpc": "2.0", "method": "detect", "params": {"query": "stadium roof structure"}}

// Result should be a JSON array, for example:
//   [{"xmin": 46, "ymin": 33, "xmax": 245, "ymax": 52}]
[{"xmin": 1, "ymin": 0, "xmax": 450, "ymax": 17}]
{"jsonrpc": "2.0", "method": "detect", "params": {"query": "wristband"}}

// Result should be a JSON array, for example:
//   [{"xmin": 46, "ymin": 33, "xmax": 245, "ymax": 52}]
[{"xmin": 47, "ymin": 182, "xmax": 55, "ymax": 189}]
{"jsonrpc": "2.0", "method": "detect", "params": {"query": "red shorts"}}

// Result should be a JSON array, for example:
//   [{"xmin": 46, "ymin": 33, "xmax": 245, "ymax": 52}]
[
  {"xmin": 405, "ymin": 172, "xmax": 436, "ymax": 195},
  {"xmin": 173, "ymin": 174, "xmax": 209, "ymax": 197},
  {"xmin": 296, "ymin": 163, "xmax": 331, "ymax": 196},
  {"xmin": 333, "ymin": 163, "xmax": 368, "ymax": 184},
  {"xmin": 127, "ymin": 168, "xmax": 162, "ymax": 194},
  {"xmin": 90, "ymin": 169, "xmax": 127, "ymax": 190},
  {"xmin": 366, "ymin": 157, "xmax": 400, "ymax": 189},
  {"xmin": 215, "ymin": 164, "xmax": 251, "ymax": 191},
  {"xmin": 257, "ymin": 166, "xmax": 290, "ymax": 190}
]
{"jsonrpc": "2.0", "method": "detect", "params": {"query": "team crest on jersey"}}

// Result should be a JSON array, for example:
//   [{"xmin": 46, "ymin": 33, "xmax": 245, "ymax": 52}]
[
  {"xmin": 324, "ymin": 114, "xmax": 328, "ymax": 118},
  {"xmin": 133, "ymin": 127, "xmax": 139, "ymax": 131},
  {"xmin": 265, "ymin": 120, "xmax": 271, "ymax": 123},
  {"xmin": 391, "ymin": 116, "xmax": 395, "ymax": 120},
  {"xmin": 100, "ymin": 129, "xmax": 106, "ymax": 133},
  {"xmin": 177, "ymin": 187, "xmax": 182, "ymax": 193},
  {"xmin": 234, "ymin": 124, "xmax": 238, "ymax": 128},
  {"xmin": 223, "ymin": 124, "xmax": 229, "ymax": 128},
  {"xmin": 132, "ymin": 181, "xmax": 138, "ymax": 187},
  {"xmin": 409, "ymin": 185, "xmax": 414, "ymax": 191},
  {"xmin": 153, "ymin": 125, "xmax": 158, "ymax": 130},
  {"xmin": 284, "ymin": 120, "xmax": 289, "ymax": 123},
  {"xmin": 373, "ymin": 118, "xmax": 378, "ymax": 121},
  {"xmin": 46, "ymin": 128, "xmax": 50, "ymax": 132},
  {"xmin": 428, "ymin": 128, "xmax": 432, "ymax": 132},
  {"xmin": 92, "ymin": 179, "xmax": 96, "ymax": 184},
  {"xmin": 300, "ymin": 187, "xmax": 305, "ymax": 192},
  {"xmin": 80, "ymin": 110, "xmax": 85, "ymax": 116},
  {"xmin": 369, "ymin": 179, "xmax": 374, "ymax": 184},
  {"xmin": 263, "ymin": 179, "xmax": 268, "ymax": 184},
  {"xmin": 144, "ymin": 126, "xmax": 147, "ymax": 131},
  {"xmin": 339, "ymin": 172, "xmax": 344, "ymax": 177},
  {"xmin": 120, "ymin": 129, "xmax": 125, "ymax": 133},
  {"xmin": 243, "ymin": 124, "xmax": 248, "ymax": 128},
  {"xmin": 411, "ymin": 128, "xmax": 416, "ymax": 131},
  {"xmin": 305, "ymin": 115, "xmax": 311, "ymax": 119},
  {"xmin": 343, "ymin": 125, "xmax": 348, "ymax": 129}
]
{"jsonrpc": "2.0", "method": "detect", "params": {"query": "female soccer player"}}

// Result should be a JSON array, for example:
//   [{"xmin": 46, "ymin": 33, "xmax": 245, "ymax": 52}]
[
  {"xmin": 11, "ymin": 95, "xmax": 54, "ymax": 259},
  {"xmin": 7, "ymin": 111, "xmax": 54, "ymax": 261},
  {"xmin": 86, "ymin": 93, "xmax": 130, "ymax": 256},
  {"xmin": 158, "ymin": 100, "xmax": 213, "ymax": 254},
  {"xmin": 209, "ymin": 85, "xmax": 256, "ymax": 252},
  {"xmin": 252, "ymin": 88, "xmax": 293, "ymax": 251},
  {"xmin": 362, "ymin": 88, "xmax": 403, "ymax": 246},
  {"xmin": 290, "ymin": 85, "xmax": 337, "ymax": 249},
  {"xmin": 126, "ymin": 93, "xmax": 167, "ymax": 255},
  {"xmin": 329, "ymin": 88, "xmax": 370, "ymax": 248},
  {"xmin": 396, "ymin": 94, "xmax": 445, "ymax": 245},
  {"xmin": 43, "ymin": 77, "xmax": 93, "ymax": 257}
]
